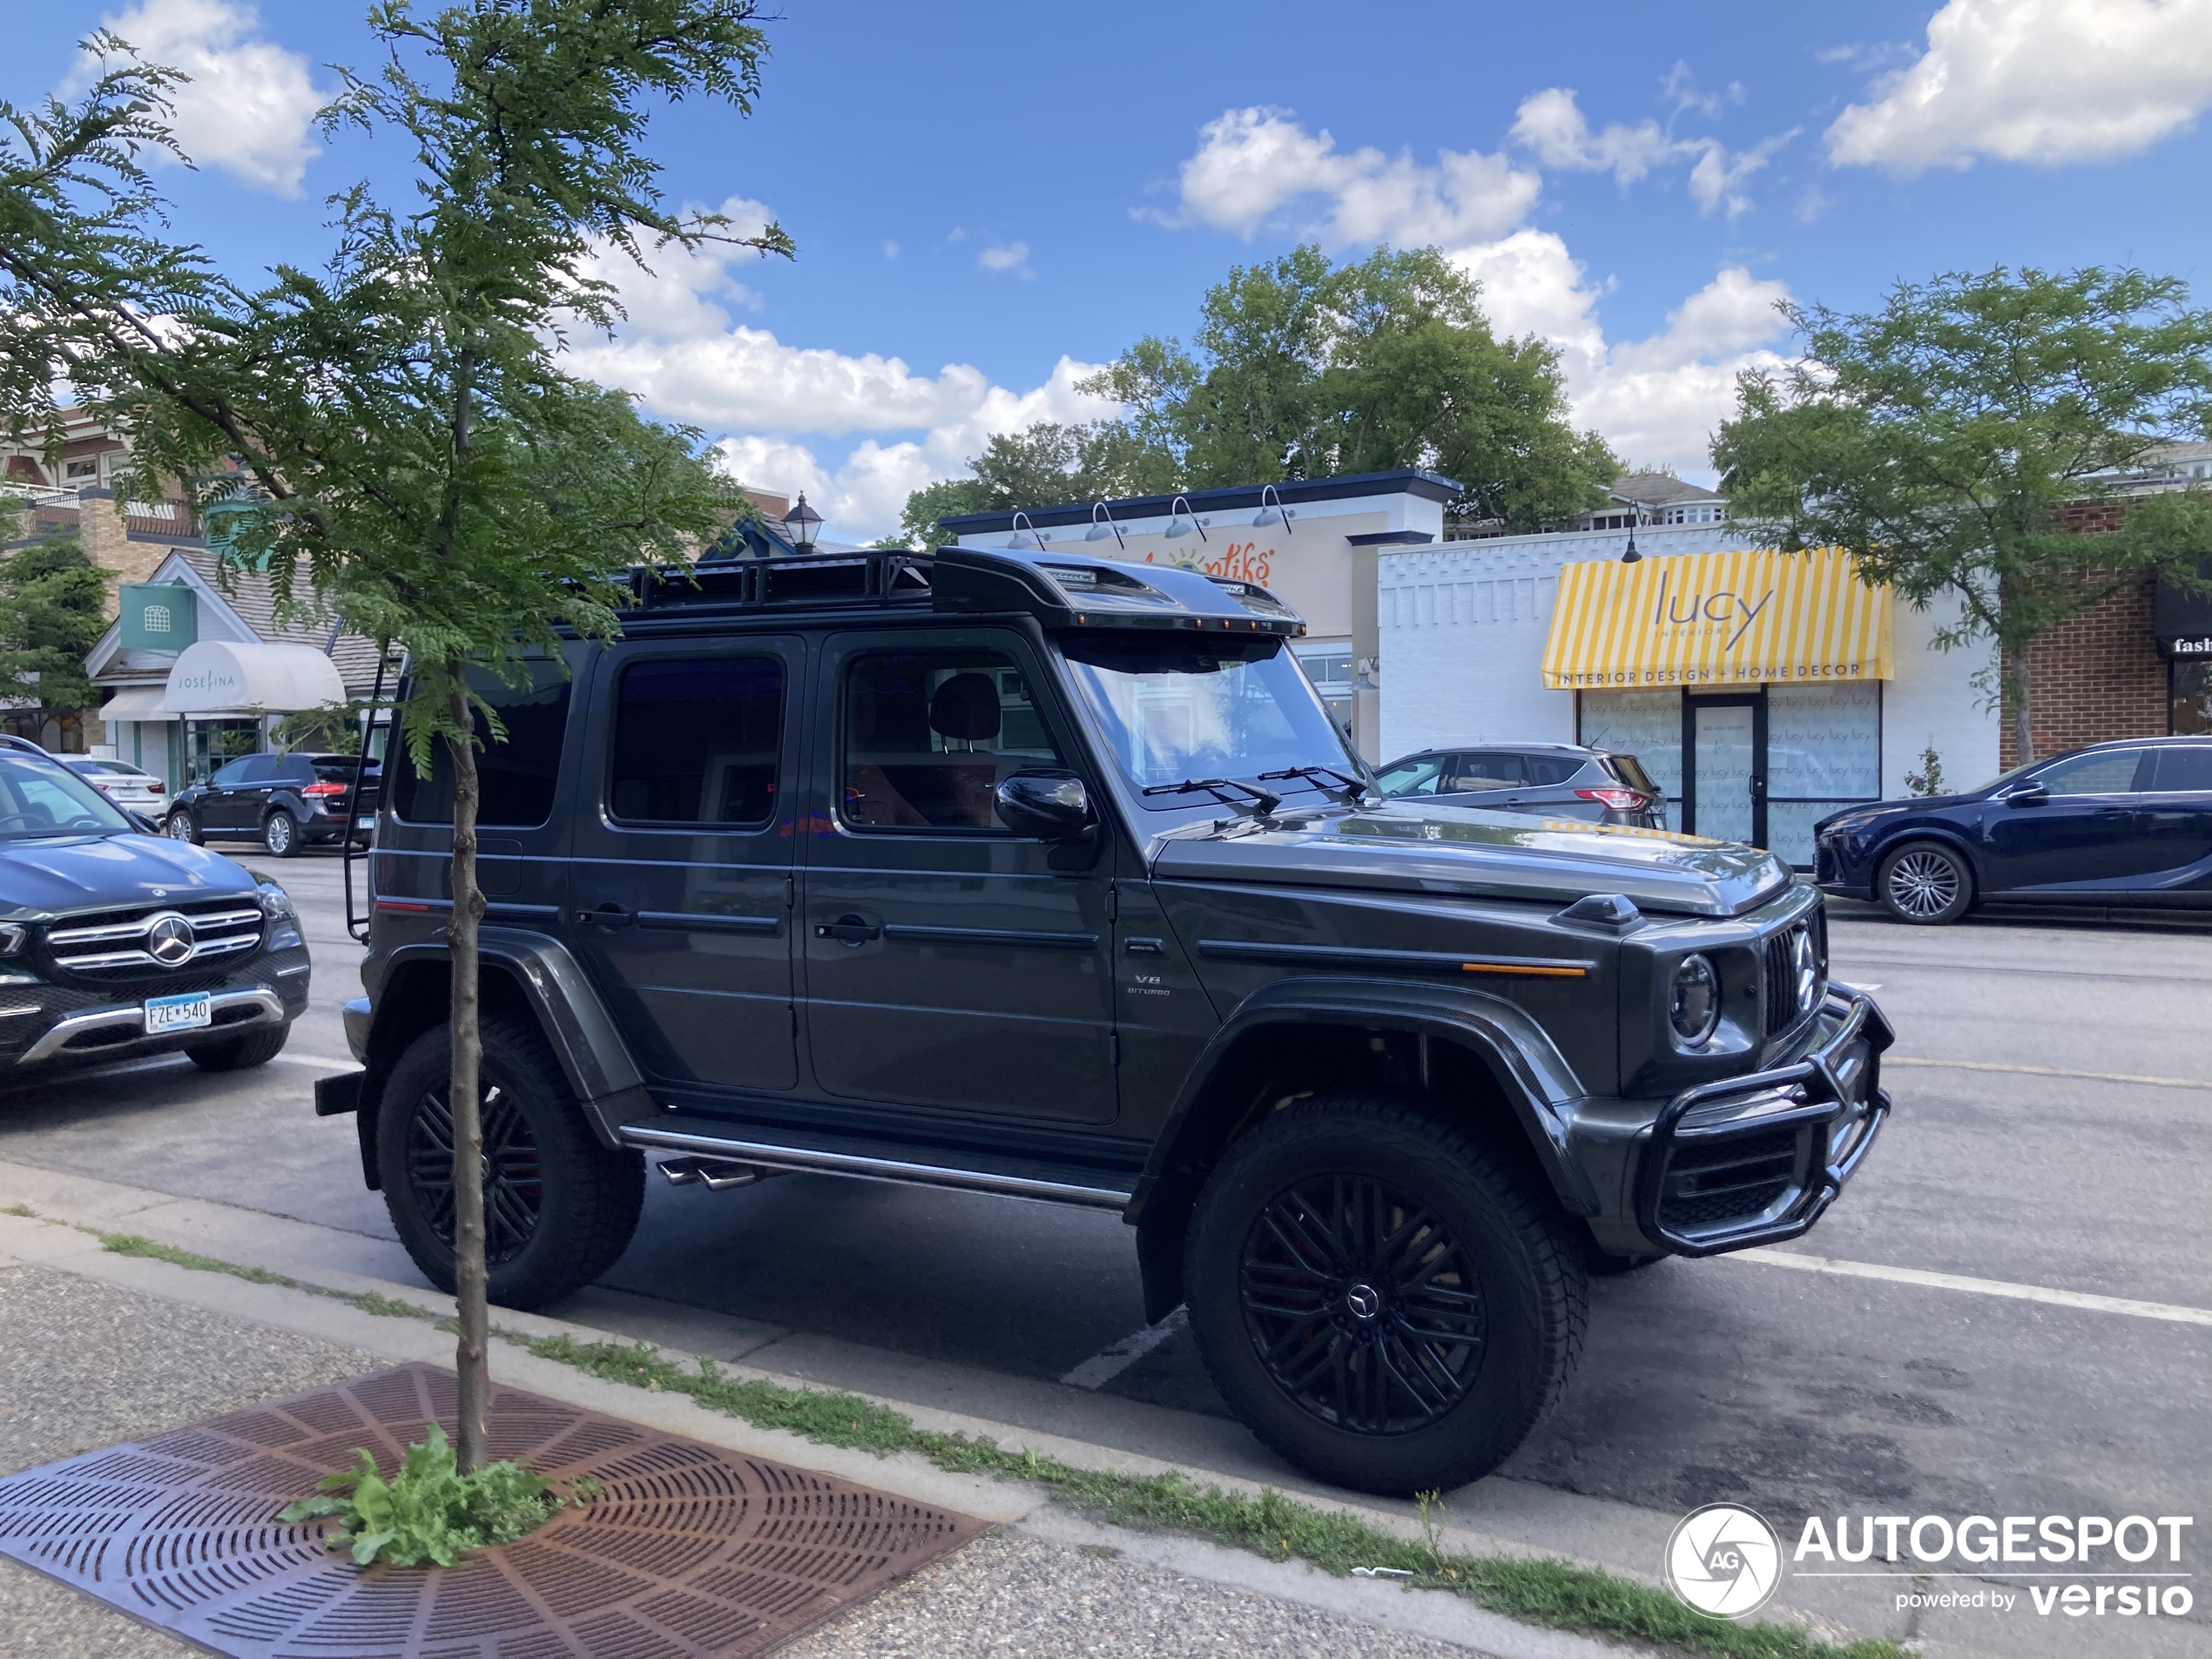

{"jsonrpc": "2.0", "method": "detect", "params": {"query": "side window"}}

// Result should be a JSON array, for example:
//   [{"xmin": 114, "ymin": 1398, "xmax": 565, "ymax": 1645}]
[
  {"xmin": 211, "ymin": 758, "xmax": 257, "ymax": 786},
  {"xmin": 391, "ymin": 661, "xmax": 572, "ymax": 827},
  {"xmin": 841, "ymin": 648, "xmax": 1064, "ymax": 832},
  {"xmin": 1524, "ymin": 755, "xmax": 1586, "ymax": 786},
  {"xmin": 273, "ymin": 756, "xmax": 316, "ymax": 785},
  {"xmin": 1450, "ymin": 752, "xmax": 1524, "ymax": 790},
  {"xmin": 2033, "ymin": 748, "xmax": 2148, "ymax": 796},
  {"xmin": 609, "ymin": 657, "xmax": 784, "ymax": 826},
  {"xmin": 1376, "ymin": 756, "xmax": 1445, "ymax": 797},
  {"xmin": 2150, "ymin": 746, "xmax": 2212, "ymax": 792}
]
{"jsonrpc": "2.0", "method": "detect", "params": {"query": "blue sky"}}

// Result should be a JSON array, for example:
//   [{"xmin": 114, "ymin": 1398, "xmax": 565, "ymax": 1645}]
[{"xmin": 13, "ymin": 0, "xmax": 2212, "ymax": 538}]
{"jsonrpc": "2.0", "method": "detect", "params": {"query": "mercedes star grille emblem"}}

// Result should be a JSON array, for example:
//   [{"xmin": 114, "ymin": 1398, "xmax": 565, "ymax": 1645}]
[{"xmin": 146, "ymin": 914, "xmax": 197, "ymax": 968}]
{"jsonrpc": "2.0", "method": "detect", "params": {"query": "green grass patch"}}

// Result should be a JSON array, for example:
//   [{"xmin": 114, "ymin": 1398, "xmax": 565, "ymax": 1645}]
[
  {"xmin": 0, "ymin": 1203, "xmax": 36, "ymax": 1218},
  {"xmin": 95, "ymin": 1231, "xmax": 300, "ymax": 1288},
  {"xmin": 526, "ymin": 1334, "xmax": 1901, "ymax": 1659},
  {"xmin": 352, "ymin": 1290, "xmax": 437, "ymax": 1319}
]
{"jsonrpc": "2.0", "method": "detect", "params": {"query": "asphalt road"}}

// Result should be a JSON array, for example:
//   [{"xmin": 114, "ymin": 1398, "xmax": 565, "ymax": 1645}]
[{"xmin": 3, "ymin": 848, "xmax": 2207, "ymax": 1606}]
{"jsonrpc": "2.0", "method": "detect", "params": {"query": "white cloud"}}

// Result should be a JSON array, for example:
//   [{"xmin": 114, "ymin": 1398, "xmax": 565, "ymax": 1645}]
[
  {"xmin": 978, "ymin": 240, "xmax": 1034, "ymax": 278},
  {"xmin": 563, "ymin": 218, "xmax": 1118, "ymax": 536},
  {"xmin": 1827, "ymin": 0, "xmax": 2212, "ymax": 172},
  {"xmin": 1509, "ymin": 87, "xmax": 1793, "ymax": 218},
  {"xmin": 1159, "ymin": 107, "xmax": 1540, "ymax": 247},
  {"xmin": 67, "ymin": 0, "xmax": 325, "ymax": 194}
]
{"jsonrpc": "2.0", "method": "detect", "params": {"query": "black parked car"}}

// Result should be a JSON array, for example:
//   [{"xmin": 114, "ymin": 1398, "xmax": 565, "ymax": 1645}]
[
  {"xmin": 1815, "ymin": 737, "xmax": 2212, "ymax": 924},
  {"xmin": 166, "ymin": 752, "xmax": 379, "ymax": 858},
  {"xmin": 320, "ymin": 545, "xmax": 1891, "ymax": 1497},
  {"xmin": 0, "ymin": 745, "xmax": 307, "ymax": 1076},
  {"xmin": 1376, "ymin": 743, "xmax": 1667, "ymax": 828}
]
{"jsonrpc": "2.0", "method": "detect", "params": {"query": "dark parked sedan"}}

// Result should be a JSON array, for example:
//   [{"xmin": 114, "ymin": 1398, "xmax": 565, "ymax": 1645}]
[
  {"xmin": 165, "ymin": 752, "xmax": 380, "ymax": 858},
  {"xmin": 1374, "ymin": 742, "xmax": 1667, "ymax": 827},
  {"xmin": 1814, "ymin": 737, "xmax": 2212, "ymax": 924}
]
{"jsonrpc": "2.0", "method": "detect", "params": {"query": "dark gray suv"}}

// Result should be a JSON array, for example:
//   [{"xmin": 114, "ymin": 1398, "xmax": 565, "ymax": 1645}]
[
  {"xmin": 1378, "ymin": 744, "xmax": 1667, "ymax": 828},
  {"xmin": 320, "ymin": 546, "xmax": 1892, "ymax": 1496}
]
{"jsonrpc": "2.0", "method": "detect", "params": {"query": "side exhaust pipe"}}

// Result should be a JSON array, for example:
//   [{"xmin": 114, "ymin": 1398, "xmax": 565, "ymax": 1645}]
[{"xmin": 658, "ymin": 1157, "xmax": 772, "ymax": 1191}]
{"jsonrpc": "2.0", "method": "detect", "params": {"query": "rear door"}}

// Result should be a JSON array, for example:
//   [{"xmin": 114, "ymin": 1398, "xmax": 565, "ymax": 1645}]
[
  {"xmin": 1434, "ymin": 751, "xmax": 1525, "ymax": 811},
  {"xmin": 1519, "ymin": 752, "xmax": 1597, "ymax": 818},
  {"xmin": 564, "ymin": 637, "xmax": 802, "ymax": 1092},
  {"xmin": 2134, "ymin": 744, "xmax": 2212, "ymax": 890},
  {"xmin": 799, "ymin": 627, "xmax": 1117, "ymax": 1123}
]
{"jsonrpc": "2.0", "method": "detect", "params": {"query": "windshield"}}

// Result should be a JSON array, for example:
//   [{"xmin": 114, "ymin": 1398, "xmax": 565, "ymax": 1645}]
[
  {"xmin": 1058, "ymin": 633, "xmax": 1363, "ymax": 806},
  {"xmin": 0, "ymin": 752, "xmax": 138, "ymax": 839}
]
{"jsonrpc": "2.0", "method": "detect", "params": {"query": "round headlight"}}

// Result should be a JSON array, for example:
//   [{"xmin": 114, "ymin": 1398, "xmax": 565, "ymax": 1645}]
[{"xmin": 1670, "ymin": 954, "xmax": 1721, "ymax": 1046}]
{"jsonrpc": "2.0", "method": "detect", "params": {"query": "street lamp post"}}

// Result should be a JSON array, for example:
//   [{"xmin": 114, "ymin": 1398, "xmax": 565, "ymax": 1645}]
[{"xmin": 784, "ymin": 491, "xmax": 823, "ymax": 552}]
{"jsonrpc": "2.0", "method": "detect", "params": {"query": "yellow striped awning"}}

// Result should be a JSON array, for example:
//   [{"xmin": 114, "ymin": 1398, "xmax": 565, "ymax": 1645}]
[{"xmin": 1540, "ymin": 546, "xmax": 1892, "ymax": 691}]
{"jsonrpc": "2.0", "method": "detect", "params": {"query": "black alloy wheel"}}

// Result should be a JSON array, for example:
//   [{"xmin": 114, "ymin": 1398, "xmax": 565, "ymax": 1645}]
[
  {"xmin": 405, "ymin": 1077, "xmax": 547, "ymax": 1267},
  {"xmin": 1239, "ymin": 1173, "xmax": 1486, "ymax": 1436},
  {"xmin": 1878, "ymin": 840, "xmax": 1973, "ymax": 926},
  {"xmin": 1184, "ymin": 1090, "xmax": 1586, "ymax": 1496},
  {"xmin": 377, "ymin": 1018, "xmax": 644, "ymax": 1308},
  {"xmin": 165, "ymin": 812, "xmax": 199, "ymax": 844}
]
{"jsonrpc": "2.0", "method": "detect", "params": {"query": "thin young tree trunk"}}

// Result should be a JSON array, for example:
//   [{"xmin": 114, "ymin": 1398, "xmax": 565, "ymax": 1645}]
[
  {"xmin": 443, "ymin": 676, "xmax": 491, "ymax": 1473},
  {"xmin": 2010, "ymin": 649, "xmax": 2036, "ymax": 767}
]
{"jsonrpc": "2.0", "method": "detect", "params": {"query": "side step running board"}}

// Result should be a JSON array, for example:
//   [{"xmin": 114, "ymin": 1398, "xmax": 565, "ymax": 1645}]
[{"xmin": 619, "ymin": 1121, "xmax": 1136, "ymax": 1211}]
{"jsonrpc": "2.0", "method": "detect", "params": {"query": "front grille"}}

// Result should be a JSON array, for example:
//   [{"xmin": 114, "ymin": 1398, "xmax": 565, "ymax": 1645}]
[
  {"xmin": 1760, "ymin": 906, "xmax": 1829, "ymax": 1036},
  {"xmin": 1657, "ymin": 1127, "xmax": 1800, "ymax": 1232},
  {"xmin": 43, "ymin": 900, "xmax": 264, "ymax": 981}
]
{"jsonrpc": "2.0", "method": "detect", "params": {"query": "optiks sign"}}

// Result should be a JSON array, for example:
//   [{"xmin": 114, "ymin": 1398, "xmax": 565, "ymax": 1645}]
[{"xmin": 1666, "ymin": 1506, "xmax": 2195, "ymax": 1625}]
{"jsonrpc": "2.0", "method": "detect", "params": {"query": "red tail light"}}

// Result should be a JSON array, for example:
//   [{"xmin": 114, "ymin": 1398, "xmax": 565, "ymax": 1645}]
[
  {"xmin": 301, "ymin": 781, "xmax": 347, "ymax": 797},
  {"xmin": 1575, "ymin": 787, "xmax": 1649, "ymax": 812},
  {"xmin": 147, "ymin": 781, "xmax": 164, "ymax": 793}
]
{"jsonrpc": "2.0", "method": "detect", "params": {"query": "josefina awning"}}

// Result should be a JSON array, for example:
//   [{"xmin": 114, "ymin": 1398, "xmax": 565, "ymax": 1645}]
[{"xmin": 1541, "ymin": 547, "xmax": 1893, "ymax": 691}]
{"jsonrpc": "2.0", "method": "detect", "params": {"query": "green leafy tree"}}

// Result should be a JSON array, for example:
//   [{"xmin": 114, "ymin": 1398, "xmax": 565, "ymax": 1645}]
[
  {"xmin": 1715, "ymin": 266, "xmax": 2212, "ymax": 763},
  {"xmin": 894, "ymin": 420, "xmax": 1177, "ymax": 546},
  {"xmin": 1082, "ymin": 246, "xmax": 1615, "ymax": 528},
  {"xmin": 0, "ymin": 525, "xmax": 105, "ymax": 732},
  {"xmin": 0, "ymin": 3, "xmax": 781, "ymax": 1469}
]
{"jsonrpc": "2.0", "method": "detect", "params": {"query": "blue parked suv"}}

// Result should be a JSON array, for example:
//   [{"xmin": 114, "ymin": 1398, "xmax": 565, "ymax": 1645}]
[
  {"xmin": 1814, "ymin": 737, "xmax": 2212, "ymax": 924},
  {"xmin": 0, "ymin": 739, "xmax": 309, "ymax": 1076}
]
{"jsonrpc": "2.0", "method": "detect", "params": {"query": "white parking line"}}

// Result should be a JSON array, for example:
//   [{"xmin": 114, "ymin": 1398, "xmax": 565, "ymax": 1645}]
[
  {"xmin": 1062, "ymin": 1307, "xmax": 1190, "ymax": 1389},
  {"xmin": 1886, "ymin": 1055, "xmax": 2209, "ymax": 1090},
  {"xmin": 1736, "ymin": 1247, "xmax": 2212, "ymax": 1326}
]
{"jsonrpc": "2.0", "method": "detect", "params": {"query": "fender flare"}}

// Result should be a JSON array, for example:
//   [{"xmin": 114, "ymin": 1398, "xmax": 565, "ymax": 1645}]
[
  {"xmin": 1127, "ymin": 975, "xmax": 1603, "ymax": 1323},
  {"xmin": 360, "ymin": 926, "xmax": 654, "ymax": 1163}
]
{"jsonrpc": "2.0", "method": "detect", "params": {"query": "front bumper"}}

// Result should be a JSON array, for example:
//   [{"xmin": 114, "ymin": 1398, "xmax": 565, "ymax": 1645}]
[
  {"xmin": 1631, "ymin": 981, "xmax": 1892, "ymax": 1255},
  {"xmin": 0, "ymin": 957, "xmax": 310, "ymax": 1074}
]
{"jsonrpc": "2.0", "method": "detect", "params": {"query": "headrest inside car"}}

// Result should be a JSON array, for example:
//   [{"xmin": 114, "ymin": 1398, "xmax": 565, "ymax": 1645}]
[{"xmin": 929, "ymin": 672, "xmax": 1002, "ymax": 743}]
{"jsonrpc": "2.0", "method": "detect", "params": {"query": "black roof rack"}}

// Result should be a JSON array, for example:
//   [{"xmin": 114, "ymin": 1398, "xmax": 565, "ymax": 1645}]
[{"xmin": 624, "ymin": 545, "xmax": 1305, "ymax": 636}]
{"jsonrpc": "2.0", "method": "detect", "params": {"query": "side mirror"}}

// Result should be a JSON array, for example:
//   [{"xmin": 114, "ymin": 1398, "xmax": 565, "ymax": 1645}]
[
  {"xmin": 995, "ymin": 771, "xmax": 1092, "ymax": 840},
  {"xmin": 2001, "ymin": 782, "xmax": 2049, "ymax": 808}
]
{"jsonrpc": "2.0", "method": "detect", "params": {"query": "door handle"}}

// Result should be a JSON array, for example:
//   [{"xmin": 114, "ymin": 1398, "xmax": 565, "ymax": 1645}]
[
  {"xmin": 815, "ymin": 914, "xmax": 881, "ymax": 945},
  {"xmin": 576, "ymin": 903, "xmax": 636, "ymax": 927}
]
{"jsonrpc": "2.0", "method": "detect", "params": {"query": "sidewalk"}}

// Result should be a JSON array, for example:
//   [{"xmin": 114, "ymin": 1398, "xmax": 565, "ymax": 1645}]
[{"xmin": 0, "ymin": 1199, "xmax": 1607, "ymax": 1659}]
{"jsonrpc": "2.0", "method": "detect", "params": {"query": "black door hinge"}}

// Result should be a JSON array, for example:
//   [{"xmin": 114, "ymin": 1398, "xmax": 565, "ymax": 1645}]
[
  {"xmin": 1110, "ymin": 1030, "xmax": 1121, "ymax": 1069},
  {"xmin": 785, "ymin": 874, "xmax": 795, "ymax": 909},
  {"xmin": 1105, "ymin": 884, "xmax": 1118, "ymax": 922}
]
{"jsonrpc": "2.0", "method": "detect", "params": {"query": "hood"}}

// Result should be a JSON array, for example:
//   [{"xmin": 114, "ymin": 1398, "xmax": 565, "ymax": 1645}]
[
  {"xmin": 1151, "ymin": 801, "xmax": 1793, "ymax": 919},
  {"xmin": 0, "ymin": 833, "xmax": 260, "ymax": 919}
]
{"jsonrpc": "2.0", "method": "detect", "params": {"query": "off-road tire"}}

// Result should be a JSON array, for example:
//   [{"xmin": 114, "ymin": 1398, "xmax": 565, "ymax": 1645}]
[
  {"xmin": 184, "ymin": 1023, "xmax": 290, "ymax": 1071},
  {"xmin": 1876, "ymin": 840, "xmax": 1973, "ymax": 926},
  {"xmin": 165, "ymin": 812, "xmax": 199, "ymax": 845},
  {"xmin": 1184, "ymin": 1091, "xmax": 1588, "ymax": 1495},
  {"xmin": 377, "ymin": 1016, "xmax": 644, "ymax": 1310},
  {"xmin": 262, "ymin": 809, "xmax": 300, "ymax": 857}
]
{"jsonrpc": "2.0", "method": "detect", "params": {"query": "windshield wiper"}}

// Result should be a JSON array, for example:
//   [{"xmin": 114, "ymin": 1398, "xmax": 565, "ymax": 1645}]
[
  {"xmin": 1258, "ymin": 764, "xmax": 1373, "ymax": 804},
  {"xmin": 1141, "ymin": 777, "xmax": 1283, "ymax": 815}
]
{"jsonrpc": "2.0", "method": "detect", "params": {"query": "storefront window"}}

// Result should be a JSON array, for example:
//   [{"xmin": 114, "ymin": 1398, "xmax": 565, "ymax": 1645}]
[
  {"xmin": 1766, "ymin": 682, "xmax": 1882, "ymax": 867},
  {"xmin": 1294, "ymin": 648, "xmax": 1355, "ymax": 745},
  {"xmin": 183, "ymin": 718, "xmax": 264, "ymax": 786},
  {"xmin": 1577, "ymin": 690, "xmax": 1682, "ymax": 822},
  {"xmin": 2174, "ymin": 661, "xmax": 2212, "ymax": 734}
]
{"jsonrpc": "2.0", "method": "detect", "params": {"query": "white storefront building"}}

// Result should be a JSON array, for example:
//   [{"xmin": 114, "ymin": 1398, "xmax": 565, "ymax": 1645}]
[{"xmin": 1379, "ymin": 521, "xmax": 2001, "ymax": 867}]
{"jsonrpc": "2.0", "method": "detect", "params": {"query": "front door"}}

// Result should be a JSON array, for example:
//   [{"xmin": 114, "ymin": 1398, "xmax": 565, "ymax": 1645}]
[
  {"xmin": 1683, "ymin": 695, "xmax": 1765, "ymax": 846},
  {"xmin": 565, "ymin": 638, "xmax": 801, "ymax": 1092},
  {"xmin": 1983, "ymin": 745, "xmax": 2154, "ymax": 891},
  {"xmin": 800, "ymin": 629, "xmax": 1117, "ymax": 1123},
  {"xmin": 202, "ymin": 755, "xmax": 264, "ymax": 833}
]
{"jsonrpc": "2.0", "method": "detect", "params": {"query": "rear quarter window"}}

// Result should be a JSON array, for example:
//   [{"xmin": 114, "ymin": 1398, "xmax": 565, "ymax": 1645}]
[{"xmin": 389, "ymin": 660, "xmax": 572, "ymax": 827}]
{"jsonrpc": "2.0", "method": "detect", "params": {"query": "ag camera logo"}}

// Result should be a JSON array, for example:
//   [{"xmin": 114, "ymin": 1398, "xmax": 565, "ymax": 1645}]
[{"xmin": 1667, "ymin": 1504, "xmax": 1783, "ymax": 1619}]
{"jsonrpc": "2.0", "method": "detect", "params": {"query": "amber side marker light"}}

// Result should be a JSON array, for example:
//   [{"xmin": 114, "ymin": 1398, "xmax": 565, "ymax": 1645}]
[{"xmin": 1461, "ymin": 961, "xmax": 1588, "ymax": 978}]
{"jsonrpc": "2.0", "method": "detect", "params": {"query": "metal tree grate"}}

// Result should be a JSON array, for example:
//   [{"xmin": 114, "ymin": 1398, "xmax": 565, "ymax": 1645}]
[{"xmin": 0, "ymin": 1362, "xmax": 981, "ymax": 1657}]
